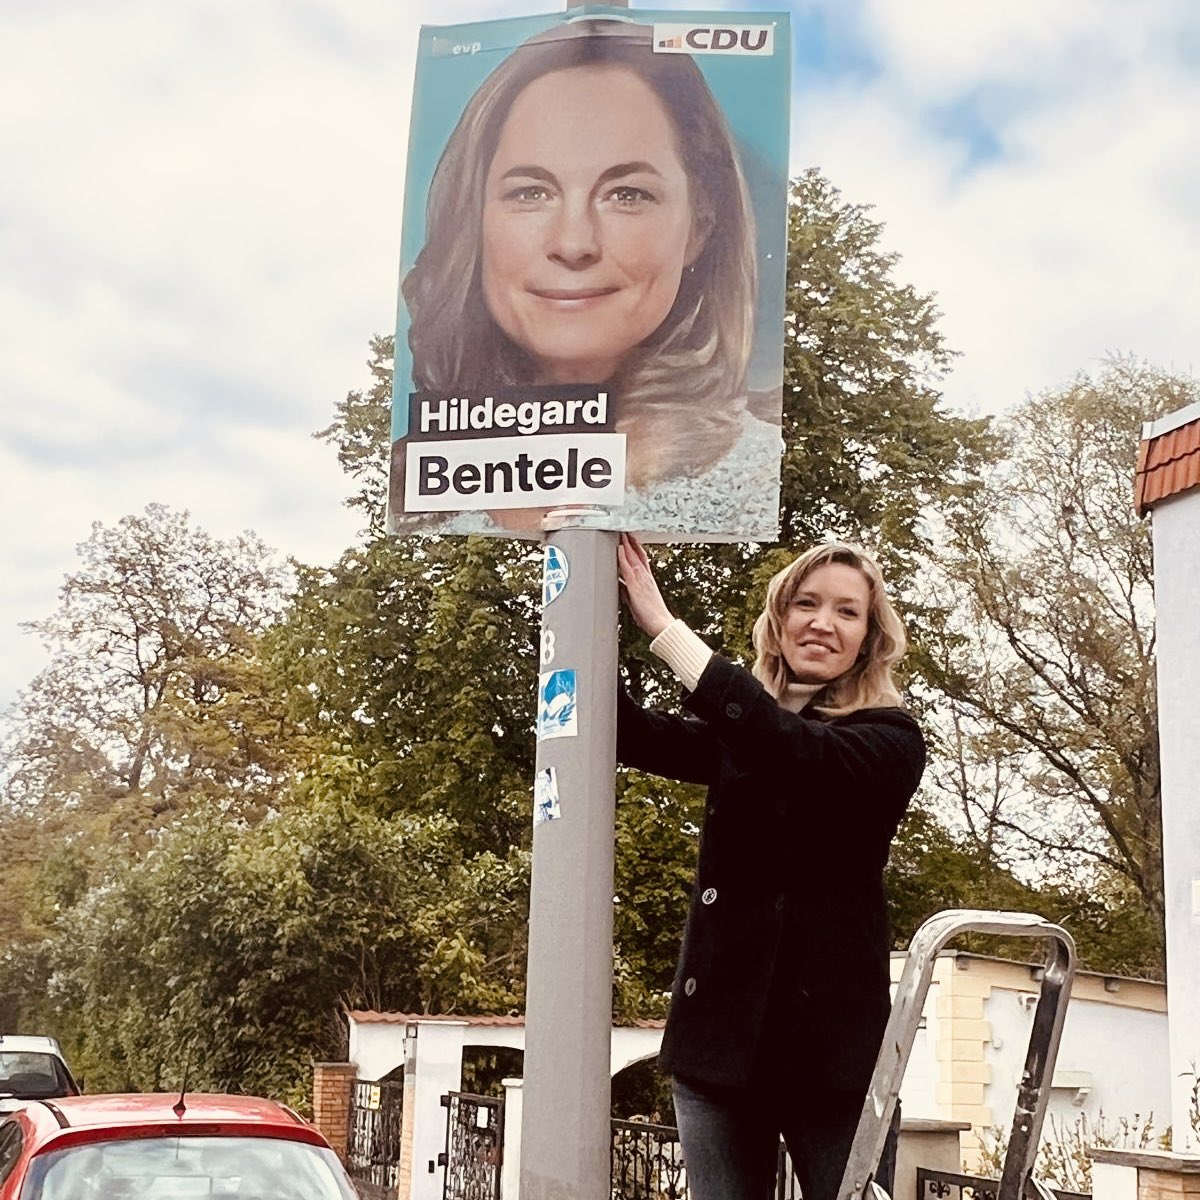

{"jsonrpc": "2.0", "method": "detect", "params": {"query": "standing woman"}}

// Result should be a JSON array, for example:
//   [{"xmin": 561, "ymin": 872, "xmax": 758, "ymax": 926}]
[{"xmin": 616, "ymin": 533, "xmax": 926, "ymax": 1200}]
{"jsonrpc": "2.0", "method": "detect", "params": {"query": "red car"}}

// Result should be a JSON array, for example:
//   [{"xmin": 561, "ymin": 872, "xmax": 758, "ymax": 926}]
[{"xmin": 0, "ymin": 1093, "xmax": 360, "ymax": 1199}]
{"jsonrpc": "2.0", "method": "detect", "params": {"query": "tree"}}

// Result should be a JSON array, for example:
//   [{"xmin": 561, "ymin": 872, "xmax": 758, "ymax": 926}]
[
  {"xmin": 3, "ymin": 504, "xmax": 293, "ymax": 818},
  {"xmin": 315, "ymin": 333, "xmax": 393, "ymax": 538},
  {"xmin": 306, "ymin": 169, "xmax": 998, "ymax": 1014},
  {"xmin": 18, "ymin": 786, "xmax": 528, "ymax": 1106},
  {"xmin": 0, "ymin": 504, "xmax": 299, "ymax": 959},
  {"xmin": 920, "ymin": 357, "xmax": 1200, "ymax": 973}
]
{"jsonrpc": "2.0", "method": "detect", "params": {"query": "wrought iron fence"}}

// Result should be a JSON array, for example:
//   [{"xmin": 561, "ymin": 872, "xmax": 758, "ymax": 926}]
[
  {"xmin": 440, "ymin": 1090, "xmax": 503, "ymax": 1200},
  {"xmin": 609, "ymin": 1119, "xmax": 801, "ymax": 1200},
  {"xmin": 346, "ymin": 1078, "xmax": 403, "ymax": 1200},
  {"xmin": 611, "ymin": 1118, "xmax": 688, "ymax": 1199},
  {"xmin": 916, "ymin": 1167, "xmax": 1091, "ymax": 1200}
]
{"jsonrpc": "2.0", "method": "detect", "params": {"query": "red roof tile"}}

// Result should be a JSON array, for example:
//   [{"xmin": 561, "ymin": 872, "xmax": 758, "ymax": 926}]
[
  {"xmin": 346, "ymin": 1010, "xmax": 665, "ymax": 1029},
  {"xmin": 1135, "ymin": 416, "xmax": 1200, "ymax": 515}
]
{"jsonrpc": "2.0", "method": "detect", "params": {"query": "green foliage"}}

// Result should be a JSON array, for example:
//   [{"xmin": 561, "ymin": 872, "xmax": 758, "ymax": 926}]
[
  {"xmin": 0, "ymin": 504, "xmax": 300, "ymax": 969},
  {"xmin": 4, "ymin": 504, "xmax": 294, "ymax": 821},
  {"xmin": 612, "ymin": 773, "xmax": 703, "ymax": 1020},
  {"xmin": 314, "ymin": 333, "xmax": 394, "ymax": 537},
  {"xmin": 13, "ymin": 792, "xmax": 527, "ymax": 1106},
  {"xmin": 886, "ymin": 805, "xmax": 1162, "ymax": 977},
  {"xmin": 780, "ymin": 171, "xmax": 991, "ymax": 568},
  {"xmin": 266, "ymin": 533, "xmax": 541, "ymax": 854}
]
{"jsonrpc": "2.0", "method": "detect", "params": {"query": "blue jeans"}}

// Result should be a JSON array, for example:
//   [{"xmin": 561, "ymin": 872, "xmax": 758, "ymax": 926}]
[{"xmin": 672, "ymin": 1077, "xmax": 900, "ymax": 1200}]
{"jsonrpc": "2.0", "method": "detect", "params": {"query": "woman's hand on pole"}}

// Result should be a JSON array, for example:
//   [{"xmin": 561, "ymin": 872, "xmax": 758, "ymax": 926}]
[{"xmin": 617, "ymin": 533, "xmax": 675, "ymax": 639}]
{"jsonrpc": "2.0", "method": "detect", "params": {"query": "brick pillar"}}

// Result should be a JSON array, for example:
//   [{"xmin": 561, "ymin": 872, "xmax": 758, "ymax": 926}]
[
  {"xmin": 1091, "ymin": 1148, "xmax": 1200, "ymax": 1200},
  {"xmin": 312, "ymin": 1061, "xmax": 357, "ymax": 1161},
  {"xmin": 397, "ymin": 1066, "xmax": 416, "ymax": 1200}
]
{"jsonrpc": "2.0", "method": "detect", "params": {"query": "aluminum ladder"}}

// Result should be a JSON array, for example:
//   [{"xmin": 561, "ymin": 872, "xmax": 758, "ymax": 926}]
[{"xmin": 837, "ymin": 909, "xmax": 1078, "ymax": 1200}]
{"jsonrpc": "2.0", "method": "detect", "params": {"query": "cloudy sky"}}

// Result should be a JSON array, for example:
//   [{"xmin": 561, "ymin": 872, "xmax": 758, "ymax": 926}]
[{"xmin": 1, "ymin": 0, "xmax": 1197, "ymax": 708}]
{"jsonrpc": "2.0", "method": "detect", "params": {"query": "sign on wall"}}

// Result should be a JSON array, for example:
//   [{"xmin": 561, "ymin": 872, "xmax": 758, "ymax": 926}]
[{"xmin": 388, "ymin": 5, "xmax": 791, "ymax": 542}]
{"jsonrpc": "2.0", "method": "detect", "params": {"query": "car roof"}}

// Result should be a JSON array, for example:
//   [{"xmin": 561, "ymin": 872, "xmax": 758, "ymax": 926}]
[
  {"xmin": 0, "ymin": 1036, "xmax": 64, "ymax": 1056},
  {"xmin": 8, "ymin": 1094, "xmax": 326, "ymax": 1152}
]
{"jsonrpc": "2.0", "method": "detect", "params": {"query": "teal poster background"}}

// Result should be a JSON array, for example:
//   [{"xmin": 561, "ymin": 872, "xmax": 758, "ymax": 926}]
[{"xmin": 389, "ymin": 5, "xmax": 791, "ymax": 542}]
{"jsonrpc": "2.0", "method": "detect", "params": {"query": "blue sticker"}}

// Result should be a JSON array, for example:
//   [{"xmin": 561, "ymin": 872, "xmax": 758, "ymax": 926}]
[
  {"xmin": 537, "ymin": 669, "xmax": 578, "ymax": 741},
  {"xmin": 534, "ymin": 767, "xmax": 561, "ymax": 826},
  {"xmin": 543, "ymin": 545, "xmax": 569, "ymax": 606}
]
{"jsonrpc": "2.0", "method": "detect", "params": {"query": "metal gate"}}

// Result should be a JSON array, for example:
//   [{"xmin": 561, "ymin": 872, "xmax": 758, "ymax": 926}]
[
  {"xmin": 439, "ymin": 1091, "xmax": 503, "ymax": 1200},
  {"xmin": 346, "ymin": 1078, "xmax": 404, "ymax": 1200}
]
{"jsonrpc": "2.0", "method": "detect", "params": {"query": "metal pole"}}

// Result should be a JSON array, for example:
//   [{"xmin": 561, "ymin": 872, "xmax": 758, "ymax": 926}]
[
  {"xmin": 520, "ymin": 1, "xmax": 629, "ymax": 1190},
  {"xmin": 520, "ymin": 524, "xmax": 619, "ymax": 1200}
]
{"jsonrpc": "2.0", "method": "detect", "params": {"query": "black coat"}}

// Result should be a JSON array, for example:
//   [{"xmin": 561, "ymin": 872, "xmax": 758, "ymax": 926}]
[{"xmin": 618, "ymin": 654, "xmax": 926, "ymax": 1092}]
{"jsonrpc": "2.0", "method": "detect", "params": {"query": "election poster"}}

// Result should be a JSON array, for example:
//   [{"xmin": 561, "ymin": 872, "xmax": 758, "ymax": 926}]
[{"xmin": 388, "ymin": 6, "xmax": 791, "ymax": 542}]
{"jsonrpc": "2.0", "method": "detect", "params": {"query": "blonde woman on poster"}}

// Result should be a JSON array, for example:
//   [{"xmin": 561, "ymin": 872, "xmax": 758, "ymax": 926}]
[{"xmin": 391, "ymin": 17, "xmax": 786, "ymax": 538}]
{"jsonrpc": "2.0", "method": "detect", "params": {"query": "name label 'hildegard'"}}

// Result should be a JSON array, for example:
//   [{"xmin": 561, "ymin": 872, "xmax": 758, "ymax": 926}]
[{"xmin": 410, "ymin": 390, "xmax": 610, "ymax": 441}]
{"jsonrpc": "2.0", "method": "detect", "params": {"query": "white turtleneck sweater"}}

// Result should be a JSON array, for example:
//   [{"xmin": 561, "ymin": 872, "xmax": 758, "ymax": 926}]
[{"xmin": 648, "ymin": 618, "xmax": 821, "ymax": 713}]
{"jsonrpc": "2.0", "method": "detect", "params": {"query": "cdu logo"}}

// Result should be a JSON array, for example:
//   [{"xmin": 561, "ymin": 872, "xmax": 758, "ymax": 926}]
[{"xmin": 653, "ymin": 23, "xmax": 775, "ymax": 56}]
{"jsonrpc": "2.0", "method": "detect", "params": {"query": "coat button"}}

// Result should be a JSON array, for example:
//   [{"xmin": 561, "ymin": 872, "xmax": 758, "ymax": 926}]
[
  {"xmin": 683, "ymin": 977, "xmax": 697, "ymax": 996},
  {"xmin": 725, "ymin": 702, "xmax": 742, "ymax": 719},
  {"xmin": 701, "ymin": 888, "xmax": 718, "ymax": 905}
]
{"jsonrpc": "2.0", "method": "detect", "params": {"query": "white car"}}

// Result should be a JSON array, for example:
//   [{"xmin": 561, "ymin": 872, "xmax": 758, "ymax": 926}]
[{"xmin": 0, "ymin": 1036, "xmax": 80, "ymax": 1115}]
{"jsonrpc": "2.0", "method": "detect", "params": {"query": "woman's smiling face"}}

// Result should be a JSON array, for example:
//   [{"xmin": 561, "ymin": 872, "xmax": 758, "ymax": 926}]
[
  {"xmin": 481, "ymin": 64, "xmax": 702, "ymax": 385},
  {"xmin": 780, "ymin": 562, "xmax": 871, "ymax": 685}
]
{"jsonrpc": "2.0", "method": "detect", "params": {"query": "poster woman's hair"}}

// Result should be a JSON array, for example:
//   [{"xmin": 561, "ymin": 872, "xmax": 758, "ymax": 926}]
[
  {"xmin": 752, "ymin": 543, "xmax": 908, "ymax": 716},
  {"xmin": 402, "ymin": 18, "xmax": 757, "ymax": 489}
]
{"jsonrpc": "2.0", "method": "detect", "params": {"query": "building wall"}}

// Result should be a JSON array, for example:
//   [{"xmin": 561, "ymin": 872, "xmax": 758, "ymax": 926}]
[
  {"xmin": 1151, "ymin": 489, "xmax": 1200, "ymax": 1149},
  {"xmin": 347, "ymin": 954, "xmax": 1170, "ymax": 1195},
  {"xmin": 889, "ymin": 956, "xmax": 1169, "ymax": 1167},
  {"xmin": 892, "ymin": 962, "xmax": 940, "ymax": 1119},
  {"xmin": 346, "ymin": 1018, "xmax": 662, "ymax": 1200}
]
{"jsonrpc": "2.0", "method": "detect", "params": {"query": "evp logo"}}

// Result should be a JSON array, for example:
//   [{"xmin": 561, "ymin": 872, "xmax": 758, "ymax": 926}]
[{"xmin": 652, "ymin": 23, "xmax": 775, "ymax": 56}]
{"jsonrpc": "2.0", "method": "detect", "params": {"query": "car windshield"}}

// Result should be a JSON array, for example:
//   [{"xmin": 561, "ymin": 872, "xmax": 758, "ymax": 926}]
[
  {"xmin": 0, "ymin": 1053, "xmax": 68, "ymax": 1099},
  {"xmin": 22, "ymin": 1135, "xmax": 360, "ymax": 1199}
]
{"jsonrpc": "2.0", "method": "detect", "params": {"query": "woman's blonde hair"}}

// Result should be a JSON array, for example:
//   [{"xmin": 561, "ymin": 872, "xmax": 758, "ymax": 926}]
[
  {"xmin": 401, "ymin": 19, "xmax": 757, "ymax": 490},
  {"xmin": 751, "ymin": 543, "xmax": 908, "ymax": 716}
]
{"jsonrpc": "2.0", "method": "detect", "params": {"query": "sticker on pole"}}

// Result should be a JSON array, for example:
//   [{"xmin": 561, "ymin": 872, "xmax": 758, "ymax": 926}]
[
  {"xmin": 543, "ymin": 545, "xmax": 569, "ymax": 606},
  {"xmin": 534, "ymin": 767, "xmax": 562, "ymax": 826},
  {"xmin": 537, "ymin": 669, "xmax": 578, "ymax": 741}
]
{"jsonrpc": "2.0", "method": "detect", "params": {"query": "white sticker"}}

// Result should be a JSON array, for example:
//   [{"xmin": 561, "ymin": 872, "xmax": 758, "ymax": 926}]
[
  {"xmin": 537, "ymin": 669, "xmax": 578, "ymax": 741},
  {"xmin": 543, "ymin": 545, "xmax": 569, "ymax": 606},
  {"xmin": 534, "ymin": 767, "xmax": 561, "ymax": 827}
]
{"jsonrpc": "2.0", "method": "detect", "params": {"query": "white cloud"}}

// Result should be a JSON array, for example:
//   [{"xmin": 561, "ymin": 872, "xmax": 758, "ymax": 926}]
[{"xmin": 792, "ymin": 0, "xmax": 1200, "ymax": 411}]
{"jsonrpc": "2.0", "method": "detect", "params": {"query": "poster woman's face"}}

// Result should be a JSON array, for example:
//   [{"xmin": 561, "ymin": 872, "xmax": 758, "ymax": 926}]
[{"xmin": 482, "ymin": 64, "xmax": 702, "ymax": 385}]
